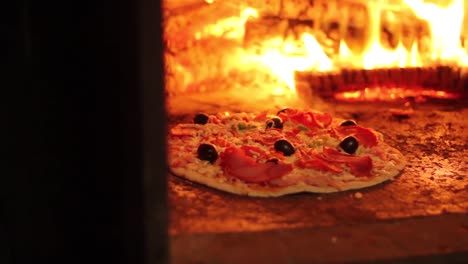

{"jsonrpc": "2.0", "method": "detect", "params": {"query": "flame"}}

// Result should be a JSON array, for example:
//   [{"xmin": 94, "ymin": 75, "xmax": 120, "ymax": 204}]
[
  {"xmin": 362, "ymin": 41, "xmax": 421, "ymax": 69},
  {"xmin": 339, "ymin": 41, "xmax": 352, "ymax": 60},
  {"xmin": 247, "ymin": 34, "xmax": 332, "ymax": 95},
  {"xmin": 403, "ymin": 0, "xmax": 467, "ymax": 63},
  {"xmin": 198, "ymin": 7, "xmax": 258, "ymax": 39},
  {"xmin": 184, "ymin": 0, "xmax": 467, "ymax": 98}
]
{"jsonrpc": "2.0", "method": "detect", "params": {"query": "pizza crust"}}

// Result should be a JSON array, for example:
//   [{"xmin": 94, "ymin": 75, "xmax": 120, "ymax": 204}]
[
  {"xmin": 170, "ymin": 144, "xmax": 406, "ymax": 197},
  {"xmin": 171, "ymin": 166, "xmax": 403, "ymax": 197}
]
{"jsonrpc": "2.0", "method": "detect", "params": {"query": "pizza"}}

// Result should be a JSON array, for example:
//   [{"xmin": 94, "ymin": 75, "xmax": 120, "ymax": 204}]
[{"xmin": 168, "ymin": 108, "xmax": 406, "ymax": 197}]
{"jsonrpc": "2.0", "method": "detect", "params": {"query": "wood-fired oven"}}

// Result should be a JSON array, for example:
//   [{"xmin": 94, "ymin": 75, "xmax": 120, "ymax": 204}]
[
  {"xmin": 3, "ymin": 0, "xmax": 467, "ymax": 263},
  {"xmin": 165, "ymin": 0, "xmax": 468, "ymax": 263}
]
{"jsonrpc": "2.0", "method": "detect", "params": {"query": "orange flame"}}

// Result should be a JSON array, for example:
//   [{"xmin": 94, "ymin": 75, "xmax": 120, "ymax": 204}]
[
  {"xmin": 193, "ymin": 0, "xmax": 467, "ymax": 97},
  {"xmin": 245, "ymin": 33, "xmax": 332, "ymax": 95},
  {"xmin": 197, "ymin": 7, "xmax": 258, "ymax": 40},
  {"xmin": 404, "ymin": 0, "xmax": 467, "ymax": 63}
]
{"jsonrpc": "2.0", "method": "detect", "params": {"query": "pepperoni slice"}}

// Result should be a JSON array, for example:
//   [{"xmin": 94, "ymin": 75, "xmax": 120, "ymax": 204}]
[
  {"xmin": 253, "ymin": 110, "xmax": 269, "ymax": 121},
  {"xmin": 312, "ymin": 112, "xmax": 333, "ymax": 128},
  {"xmin": 279, "ymin": 109, "xmax": 332, "ymax": 130},
  {"xmin": 249, "ymin": 130, "xmax": 284, "ymax": 145},
  {"xmin": 295, "ymin": 158, "xmax": 344, "ymax": 173},
  {"xmin": 333, "ymin": 126, "xmax": 378, "ymax": 147},
  {"xmin": 320, "ymin": 147, "xmax": 373, "ymax": 177},
  {"xmin": 240, "ymin": 145, "xmax": 269, "ymax": 159},
  {"xmin": 295, "ymin": 148, "xmax": 343, "ymax": 173},
  {"xmin": 220, "ymin": 147, "xmax": 293, "ymax": 183}
]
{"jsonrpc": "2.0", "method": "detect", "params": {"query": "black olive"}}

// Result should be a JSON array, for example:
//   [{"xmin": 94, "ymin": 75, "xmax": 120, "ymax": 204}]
[
  {"xmin": 197, "ymin": 143, "xmax": 218, "ymax": 163},
  {"xmin": 340, "ymin": 120, "xmax": 357, "ymax": 126},
  {"xmin": 276, "ymin": 108, "xmax": 290, "ymax": 115},
  {"xmin": 194, "ymin": 113, "xmax": 209, "ymax": 125},
  {"xmin": 266, "ymin": 158, "xmax": 279, "ymax": 164},
  {"xmin": 274, "ymin": 139, "xmax": 295, "ymax": 156},
  {"xmin": 339, "ymin": 136, "xmax": 359, "ymax": 154},
  {"xmin": 266, "ymin": 117, "xmax": 283, "ymax": 129}
]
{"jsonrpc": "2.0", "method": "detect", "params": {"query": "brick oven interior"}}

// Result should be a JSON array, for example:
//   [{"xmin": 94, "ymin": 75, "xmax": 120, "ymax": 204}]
[{"xmin": 164, "ymin": 0, "xmax": 468, "ymax": 263}]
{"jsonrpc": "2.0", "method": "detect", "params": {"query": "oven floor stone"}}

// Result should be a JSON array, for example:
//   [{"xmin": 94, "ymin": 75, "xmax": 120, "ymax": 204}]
[
  {"xmin": 168, "ymin": 100, "xmax": 468, "ymax": 262},
  {"xmin": 171, "ymin": 214, "xmax": 468, "ymax": 264}
]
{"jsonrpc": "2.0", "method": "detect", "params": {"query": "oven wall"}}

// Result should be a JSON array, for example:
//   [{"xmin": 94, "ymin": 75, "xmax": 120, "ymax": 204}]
[{"xmin": 4, "ymin": 1, "xmax": 168, "ymax": 263}]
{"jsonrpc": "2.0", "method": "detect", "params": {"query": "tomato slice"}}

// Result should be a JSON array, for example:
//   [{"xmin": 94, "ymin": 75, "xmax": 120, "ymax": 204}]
[
  {"xmin": 220, "ymin": 147, "xmax": 293, "ymax": 183},
  {"xmin": 333, "ymin": 126, "xmax": 378, "ymax": 147},
  {"xmin": 321, "ymin": 147, "xmax": 373, "ymax": 177}
]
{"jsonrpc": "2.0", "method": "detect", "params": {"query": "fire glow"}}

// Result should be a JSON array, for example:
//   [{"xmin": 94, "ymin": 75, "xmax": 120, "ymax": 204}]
[{"xmin": 170, "ymin": 0, "xmax": 468, "ymax": 100}]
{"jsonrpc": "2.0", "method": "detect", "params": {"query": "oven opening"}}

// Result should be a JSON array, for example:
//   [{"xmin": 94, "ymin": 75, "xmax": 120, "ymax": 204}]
[
  {"xmin": 164, "ymin": 0, "xmax": 468, "ymax": 263},
  {"xmin": 165, "ymin": 0, "xmax": 467, "ymax": 107}
]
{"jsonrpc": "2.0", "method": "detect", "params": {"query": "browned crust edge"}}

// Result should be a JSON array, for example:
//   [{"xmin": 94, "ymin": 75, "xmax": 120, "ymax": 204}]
[{"xmin": 170, "ymin": 147, "xmax": 406, "ymax": 197}]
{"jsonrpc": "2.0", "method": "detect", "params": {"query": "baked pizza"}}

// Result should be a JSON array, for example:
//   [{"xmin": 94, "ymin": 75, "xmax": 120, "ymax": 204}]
[{"xmin": 168, "ymin": 108, "xmax": 406, "ymax": 197}]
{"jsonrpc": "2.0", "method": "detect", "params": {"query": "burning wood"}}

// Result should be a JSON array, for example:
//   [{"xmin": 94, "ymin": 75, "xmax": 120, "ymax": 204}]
[
  {"xmin": 163, "ymin": 0, "xmax": 468, "ymax": 101},
  {"xmin": 295, "ymin": 66, "xmax": 468, "ymax": 101},
  {"xmin": 243, "ymin": 1, "xmax": 431, "ymax": 58}
]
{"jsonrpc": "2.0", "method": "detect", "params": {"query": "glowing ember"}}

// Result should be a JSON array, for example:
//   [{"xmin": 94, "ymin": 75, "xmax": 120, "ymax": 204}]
[{"xmin": 334, "ymin": 87, "xmax": 461, "ymax": 101}]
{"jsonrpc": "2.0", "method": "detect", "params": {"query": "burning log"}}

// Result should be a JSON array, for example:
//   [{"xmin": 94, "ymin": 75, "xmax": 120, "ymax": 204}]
[
  {"xmin": 295, "ymin": 67, "xmax": 468, "ymax": 100},
  {"xmin": 243, "ymin": 17, "xmax": 292, "ymax": 49},
  {"xmin": 163, "ymin": 0, "xmax": 468, "ymax": 98},
  {"xmin": 243, "ymin": 0, "xmax": 433, "ymax": 59}
]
